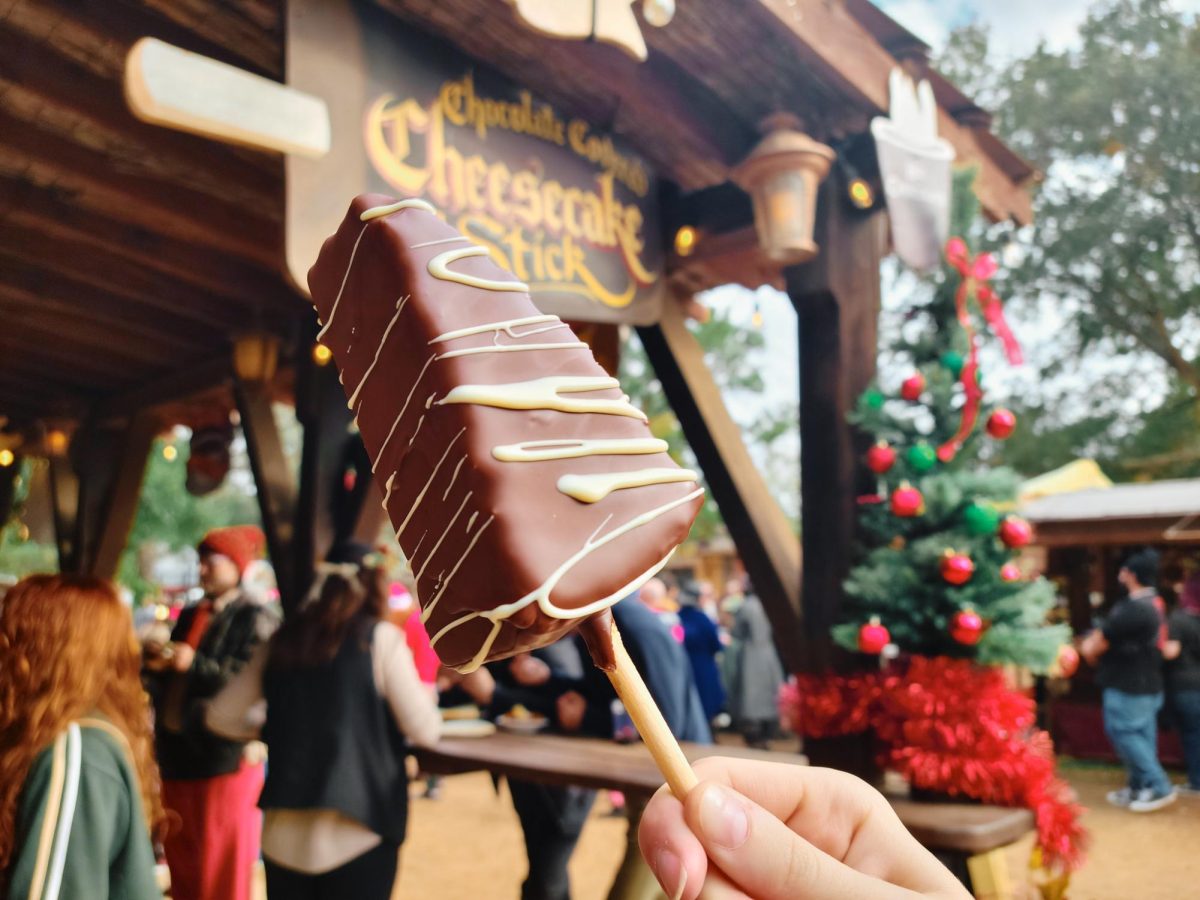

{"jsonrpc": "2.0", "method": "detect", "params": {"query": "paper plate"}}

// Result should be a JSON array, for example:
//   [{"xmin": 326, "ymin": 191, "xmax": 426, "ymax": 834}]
[
  {"xmin": 440, "ymin": 719, "xmax": 497, "ymax": 738},
  {"xmin": 496, "ymin": 714, "xmax": 549, "ymax": 734}
]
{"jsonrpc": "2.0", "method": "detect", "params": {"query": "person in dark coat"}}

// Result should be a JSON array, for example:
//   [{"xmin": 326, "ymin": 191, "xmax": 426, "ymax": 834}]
[
  {"xmin": 677, "ymin": 583, "xmax": 726, "ymax": 722},
  {"xmin": 1167, "ymin": 572, "xmax": 1200, "ymax": 795},
  {"xmin": 727, "ymin": 591, "xmax": 784, "ymax": 749}
]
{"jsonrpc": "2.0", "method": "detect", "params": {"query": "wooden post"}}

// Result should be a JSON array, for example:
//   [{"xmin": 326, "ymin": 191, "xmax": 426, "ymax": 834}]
[
  {"xmin": 88, "ymin": 411, "xmax": 158, "ymax": 579},
  {"xmin": 637, "ymin": 297, "xmax": 804, "ymax": 671},
  {"xmin": 787, "ymin": 183, "xmax": 885, "ymax": 673},
  {"xmin": 234, "ymin": 375, "xmax": 298, "ymax": 610}
]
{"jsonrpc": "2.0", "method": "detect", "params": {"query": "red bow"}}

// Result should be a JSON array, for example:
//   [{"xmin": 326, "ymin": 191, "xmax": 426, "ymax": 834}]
[{"xmin": 938, "ymin": 238, "xmax": 1024, "ymax": 462}]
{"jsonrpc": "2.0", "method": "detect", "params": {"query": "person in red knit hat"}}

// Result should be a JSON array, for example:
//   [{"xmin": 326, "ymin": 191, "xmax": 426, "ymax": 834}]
[{"xmin": 146, "ymin": 525, "xmax": 280, "ymax": 900}]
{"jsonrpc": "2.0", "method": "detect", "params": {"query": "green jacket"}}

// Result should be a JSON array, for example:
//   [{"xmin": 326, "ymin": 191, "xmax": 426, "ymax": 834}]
[{"xmin": 6, "ymin": 721, "xmax": 161, "ymax": 900}]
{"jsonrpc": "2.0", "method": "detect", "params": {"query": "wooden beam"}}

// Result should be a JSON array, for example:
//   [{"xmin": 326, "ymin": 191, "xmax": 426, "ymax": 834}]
[
  {"xmin": 787, "ymin": 186, "xmax": 886, "ymax": 672},
  {"xmin": 88, "ymin": 411, "xmax": 159, "ymax": 578},
  {"xmin": 0, "ymin": 224, "xmax": 277, "ymax": 333},
  {"xmin": 234, "ymin": 374, "xmax": 298, "ymax": 609},
  {"xmin": 0, "ymin": 174, "xmax": 295, "ymax": 312},
  {"xmin": 1032, "ymin": 518, "xmax": 1193, "ymax": 548},
  {"xmin": 0, "ymin": 14, "xmax": 279, "ymax": 191},
  {"xmin": 0, "ymin": 107, "xmax": 279, "ymax": 268},
  {"xmin": 94, "ymin": 357, "xmax": 233, "ymax": 422},
  {"xmin": 28, "ymin": 0, "xmax": 282, "ymax": 80},
  {"xmin": 636, "ymin": 298, "xmax": 804, "ymax": 671},
  {"xmin": 753, "ymin": 0, "xmax": 1033, "ymax": 223}
]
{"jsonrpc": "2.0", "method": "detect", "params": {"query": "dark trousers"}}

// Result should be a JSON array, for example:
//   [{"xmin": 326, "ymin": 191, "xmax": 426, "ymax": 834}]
[
  {"xmin": 1172, "ymin": 688, "xmax": 1200, "ymax": 788},
  {"xmin": 509, "ymin": 780, "xmax": 596, "ymax": 900},
  {"xmin": 264, "ymin": 840, "xmax": 399, "ymax": 900}
]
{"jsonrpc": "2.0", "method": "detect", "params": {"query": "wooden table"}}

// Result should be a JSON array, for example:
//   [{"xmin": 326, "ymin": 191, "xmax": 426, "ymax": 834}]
[{"xmin": 416, "ymin": 734, "xmax": 1035, "ymax": 898}]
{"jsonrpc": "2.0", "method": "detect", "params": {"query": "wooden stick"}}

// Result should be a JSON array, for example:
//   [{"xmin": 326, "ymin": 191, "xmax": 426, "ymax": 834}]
[{"xmin": 604, "ymin": 622, "xmax": 699, "ymax": 800}]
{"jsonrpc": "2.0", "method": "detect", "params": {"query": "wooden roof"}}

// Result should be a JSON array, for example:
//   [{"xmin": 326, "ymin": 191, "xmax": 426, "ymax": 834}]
[{"xmin": 0, "ymin": 0, "xmax": 1033, "ymax": 433}]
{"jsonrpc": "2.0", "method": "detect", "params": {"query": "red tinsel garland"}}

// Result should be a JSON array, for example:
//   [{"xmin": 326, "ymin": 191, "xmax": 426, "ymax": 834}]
[{"xmin": 780, "ymin": 657, "xmax": 1087, "ymax": 871}]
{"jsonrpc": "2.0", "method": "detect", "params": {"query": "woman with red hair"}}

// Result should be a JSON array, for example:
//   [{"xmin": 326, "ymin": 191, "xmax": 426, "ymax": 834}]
[{"xmin": 0, "ymin": 574, "xmax": 167, "ymax": 899}]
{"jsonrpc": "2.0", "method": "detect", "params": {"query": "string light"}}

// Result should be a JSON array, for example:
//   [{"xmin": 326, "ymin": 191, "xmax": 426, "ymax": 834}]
[
  {"xmin": 46, "ymin": 429, "xmax": 68, "ymax": 455},
  {"xmin": 312, "ymin": 343, "xmax": 333, "ymax": 366},
  {"xmin": 673, "ymin": 225, "xmax": 698, "ymax": 257},
  {"xmin": 162, "ymin": 445, "xmax": 178, "ymax": 462},
  {"xmin": 0, "ymin": 449, "xmax": 13, "ymax": 467},
  {"xmin": 847, "ymin": 176, "xmax": 875, "ymax": 210},
  {"xmin": 751, "ymin": 301, "xmax": 764, "ymax": 330}
]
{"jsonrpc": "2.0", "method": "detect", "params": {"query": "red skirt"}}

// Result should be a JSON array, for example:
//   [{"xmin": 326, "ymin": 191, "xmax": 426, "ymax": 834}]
[{"xmin": 163, "ymin": 762, "xmax": 264, "ymax": 900}]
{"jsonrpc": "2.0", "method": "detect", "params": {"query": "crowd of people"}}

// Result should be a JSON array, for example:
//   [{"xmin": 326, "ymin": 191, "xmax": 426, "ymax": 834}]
[
  {"xmin": 0, "ymin": 524, "xmax": 794, "ymax": 900},
  {"xmin": 1082, "ymin": 548, "xmax": 1200, "ymax": 813}
]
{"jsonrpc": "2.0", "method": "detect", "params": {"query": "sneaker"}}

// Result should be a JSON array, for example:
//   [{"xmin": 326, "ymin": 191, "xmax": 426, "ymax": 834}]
[
  {"xmin": 1129, "ymin": 787, "xmax": 1178, "ymax": 813},
  {"xmin": 1177, "ymin": 784, "xmax": 1200, "ymax": 798},
  {"xmin": 1106, "ymin": 787, "xmax": 1135, "ymax": 808}
]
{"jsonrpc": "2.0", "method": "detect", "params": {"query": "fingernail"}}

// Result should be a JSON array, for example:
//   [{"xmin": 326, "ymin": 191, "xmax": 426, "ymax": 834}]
[
  {"xmin": 654, "ymin": 848, "xmax": 686, "ymax": 900},
  {"xmin": 697, "ymin": 784, "xmax": 749, "ymax": 849}
]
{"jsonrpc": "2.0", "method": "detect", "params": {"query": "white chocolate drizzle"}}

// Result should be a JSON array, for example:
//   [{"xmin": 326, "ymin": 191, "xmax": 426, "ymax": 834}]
[
  {"xmin": 411, "ymin": 235, "xmax": 469, "ymax": 250},
  {"xmin": 430, "ymin": 487, "xmax": 705, "ymax": 672},
  {"xmin": 428, "ymin": 245, "xmax": 530, "ymax": 293},
  {"xmin": 492, "ymin": 438, "xmax": 667, "ymax": 463},
  {"xmin": 360, "ymin": 198, "xmax": 437, "ymax": 221},
  {"xmin": 322, "ymin": 199, "xmax": 434, "ymax": 341},
  {"xmin": 421, "ymin": 515, "xmax": 494, "ymax": 625},
  {"xmin": 415, "ymin": 491, "xmax": 473, "ymax": 582},
  {"xmin": 443, "ymin": 455, "xmax": 468, "ymax": 501},
  {"xmin": 437, "ymin": 376, "xmax": 648, "ymax": 421},
  {"xmin": 374, "ymin": 355, "xmax": 437, "ymax": 472},
  {"xmin": 437, "ymin": 341, "xmax": 588, "ymax": 361},
  {"xmin": 557, "ymin": 468, "xmax": 699, "ymax": 504},
  {"xmin": 394, "ymin": 428, "xmax": 466, "ymax": 538},
  {"xmin": 382, "ymin": 473, "xmax": 396, "ymax": 509},
  {"xmin": 348, "ymin": 294, "xmax": 409, "ymax": 410},
  {"xmin": 430, "ymin": 315, "xmax": 564, "ymax": 345}
]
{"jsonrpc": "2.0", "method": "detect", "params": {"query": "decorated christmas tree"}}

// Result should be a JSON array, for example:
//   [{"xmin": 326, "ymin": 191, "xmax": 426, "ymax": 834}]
[
  {"xmin": 833, "ymin": 184, "xmax": 1070, "ymax": 670},
  {"xmin": 780, "ymin": 179, "xmax": 1086, "ymax": 873}
]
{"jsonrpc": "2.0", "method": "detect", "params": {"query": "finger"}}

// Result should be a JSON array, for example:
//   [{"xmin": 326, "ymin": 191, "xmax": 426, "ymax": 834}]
[
  {"xmin": 684, "ymin": 780, "xmax": 917, "ymax": 900},
  {"xmin": 696, "ymin": 866, "xmax": 750, "ymax": 900},
  {"xmin": 684, "ymin": 758, "xmax": 963, "ymax": 894},
  {"xmin": 639, "ymin": 784, "xmax": 709, "ymax": 900}
]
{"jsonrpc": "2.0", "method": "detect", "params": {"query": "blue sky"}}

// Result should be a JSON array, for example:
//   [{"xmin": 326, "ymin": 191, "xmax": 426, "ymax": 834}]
[{"xmin": 877, "ymin": 0, "xmax": 1200, "ymax": 58}]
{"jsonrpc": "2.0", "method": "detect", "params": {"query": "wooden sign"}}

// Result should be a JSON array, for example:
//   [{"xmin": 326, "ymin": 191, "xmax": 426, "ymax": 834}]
[
  {"xmin": 286, "ymin": 0, "xmax": 664, "ymax": 325},
  {"xmin": 871, "ymin": 69, "xmax": 955, "ymax": 272},
  {"xmin": 125, "ymin": 38, "xmax": 330, "ymax": 158}
]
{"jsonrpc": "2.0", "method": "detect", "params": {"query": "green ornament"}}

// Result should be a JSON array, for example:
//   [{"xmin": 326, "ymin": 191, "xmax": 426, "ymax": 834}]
[
  {"xmin": 940, "ymin": 351, "xmax": 965, "ymax": 377},
  {"xmin": 963, "ymin": 502, "xmax": 1001, "ymax": 536},
  {"xmin": 906, "ymin": 443, "xmax": 937, "ymax": 473},
  {"xmin": 863, "ymin": 389, "xmax": 885, "ymax": 410}
]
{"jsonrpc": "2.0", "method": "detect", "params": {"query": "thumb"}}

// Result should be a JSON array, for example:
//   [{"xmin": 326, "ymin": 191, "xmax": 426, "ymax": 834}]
[{"xmin": 684, "ymin": 781, "xmax": 914, "ymax": 900}]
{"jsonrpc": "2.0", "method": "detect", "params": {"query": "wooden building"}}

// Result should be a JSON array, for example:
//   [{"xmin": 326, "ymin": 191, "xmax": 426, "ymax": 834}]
[{"xmin": 0, "ymin": 0, "xmax": 1034, "ymax": 674}]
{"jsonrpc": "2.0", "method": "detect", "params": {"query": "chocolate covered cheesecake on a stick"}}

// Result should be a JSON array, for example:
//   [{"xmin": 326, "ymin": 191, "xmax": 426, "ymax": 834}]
[{"xmin": 308, "ymin": 194, "xmax": 704, "ymax": 796}]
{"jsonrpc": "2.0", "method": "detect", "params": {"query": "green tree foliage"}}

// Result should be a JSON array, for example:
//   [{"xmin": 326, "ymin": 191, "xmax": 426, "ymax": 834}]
[
  {"xmin": 938, "ymin": 0, "xmax": 1200, "ymax": 479},
  {"xmin": 117, "ymin": 437, "xmax": 260, "ymax": 601},
  {"xmin": 834, "ymin": 181, "xmax": 1068, "ymax": 670}
]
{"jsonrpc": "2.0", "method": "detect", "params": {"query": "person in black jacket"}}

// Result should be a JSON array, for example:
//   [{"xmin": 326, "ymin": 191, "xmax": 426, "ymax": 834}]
[
  {"xmin": 1167, "ymin": 572, "xmax": 1200, "ymax": 795},
  {"xmin": 1083, "ymin": 549, "xmax": 1175, "ymax": 812}
]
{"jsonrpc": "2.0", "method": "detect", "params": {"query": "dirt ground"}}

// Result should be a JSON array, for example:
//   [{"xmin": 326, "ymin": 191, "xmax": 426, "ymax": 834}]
[
  {"xmin": 249, "ymin": 758, "xmax": 1200, "ymax": 899},
  {"xmin": 392, "ymin": 762, "xmax": 1200, "ymax": 900}
]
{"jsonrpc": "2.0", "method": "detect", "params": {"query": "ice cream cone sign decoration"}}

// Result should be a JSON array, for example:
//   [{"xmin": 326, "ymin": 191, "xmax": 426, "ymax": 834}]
[
  {"xmin": 871, "ymin": 69, "xmax": 955, "ymax": 272},
  {"xmin": 507, "ymin": 0, "xmax": 650, "ymax": 61}
]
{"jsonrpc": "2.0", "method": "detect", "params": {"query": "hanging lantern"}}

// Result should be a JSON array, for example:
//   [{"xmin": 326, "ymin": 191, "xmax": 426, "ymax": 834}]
[
  {"xmin": 233, "ymin": 333, "xmax": 280, "ymax": 383},
  {"xmin": 733, "ymin": 113, "xmax": 835, "ymax": 265},
  {"xmin": 186, "ymin": 420, "xmax": 234, "ymax": 496}
]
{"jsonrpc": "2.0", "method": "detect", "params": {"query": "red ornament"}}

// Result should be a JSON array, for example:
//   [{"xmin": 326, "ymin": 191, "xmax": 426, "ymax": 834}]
[
  {"xmin": 1054, "ymin": 644, "xmax": 1081, "ymax": 679},
  {"xmin": 950, "ymin": 608, "xmax": 986, "ymax": 644},
  {"xmin": 941, "ymin": 551, "xmax": 976, "ymax": 585},
  {"xmin": 999, "ymin": 516, "xmax": 1033, "ymax": 549},
  {"xmin": 986, "ymin": 408, "xmax": 1018, "ymax": 439},
  {"xmin": 1000, "ymin": 562, "xmax": 1023, "ymax": 582},
  {"xmin": 890, "ymin": 483, "xmax": 924, "ymax": 517},
  {"xmin": 900, "ymin": 373, "xmax": 926, "ymax": 401},
  {"xmin": 866, "ymin": 442, "xmax": 897, "ymax": 474},
  {"xmin": 858, "ymin": 617, "xmax": 891, "ymax": 654}
]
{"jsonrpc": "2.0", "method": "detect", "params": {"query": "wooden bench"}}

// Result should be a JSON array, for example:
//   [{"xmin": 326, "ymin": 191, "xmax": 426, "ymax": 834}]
[{"xmin": 416, "ymin": 734, "xmax": 1034, "ymax": 898}]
